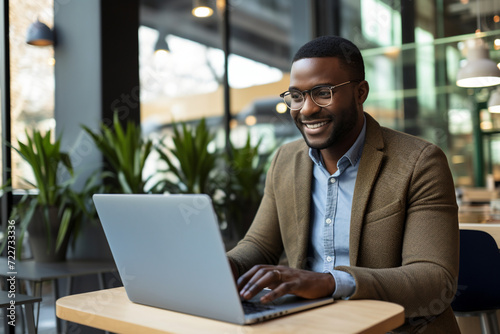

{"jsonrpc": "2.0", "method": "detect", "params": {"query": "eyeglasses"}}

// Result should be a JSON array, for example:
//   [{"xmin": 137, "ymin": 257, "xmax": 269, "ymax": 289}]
[{"xmin": 279, "ymin": 80, "xmax": 359, "ymax": 111}]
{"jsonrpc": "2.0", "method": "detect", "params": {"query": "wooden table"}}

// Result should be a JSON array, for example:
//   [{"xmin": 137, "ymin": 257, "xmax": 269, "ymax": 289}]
[
  {"xmin": 0, "ymin": 258, "xmax": 117, "ymax": 299},
  {"xmin": 56, "ymin": 287, "xmax": 405, "ymax": 334},
  {"xmin": 458, "ymin": 204, "xmax": 500, "ymax": 224}
]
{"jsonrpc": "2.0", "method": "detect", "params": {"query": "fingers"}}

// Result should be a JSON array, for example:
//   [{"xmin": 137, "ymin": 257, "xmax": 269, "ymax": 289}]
[
  {"xmin": 236, "ymin": 265, "xmax": 258, "ymax": 291},
  {"xmin": 238, "ymin": 265, "xmax": 287, "ymax": 301},
  {"xmin": 258, "ymin": 280, "xmax": 294, "ymax": 303},
  {"xmin": 237, "ymin": 266, "xmax": 337, "ymax": 303},
  {"xmin": 272, "ymin": 269, "xmax": 282, "ymax": 282}
]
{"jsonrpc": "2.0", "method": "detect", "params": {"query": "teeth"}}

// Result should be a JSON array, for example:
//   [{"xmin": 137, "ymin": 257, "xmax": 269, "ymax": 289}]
[{"xmin": 305, "ymin": 121, "xmax": 328, "ymax": 129}]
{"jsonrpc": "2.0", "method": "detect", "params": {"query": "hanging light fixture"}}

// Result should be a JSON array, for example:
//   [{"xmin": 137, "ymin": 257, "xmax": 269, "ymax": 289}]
[
  {"xmin": 456, "ymin": 0, "xmax": 500, "ymax": 88},
  {"xmin": 456, "ymin": 39, "xmax": 500, "ymax": 87},
  {"xmin": 26, "ymin": 18, "xmax": 54, "ymax": 46},
  {"xmin": 192, "ymin": 0, "xmax": 214, "ymax": 18},
  {"xmin": 154, "ymin": 33, "xmax": 170, "ymax": 54},
  {"xmin": 488, "ymin": 86, "xmax": 500, "ymax": 113}
]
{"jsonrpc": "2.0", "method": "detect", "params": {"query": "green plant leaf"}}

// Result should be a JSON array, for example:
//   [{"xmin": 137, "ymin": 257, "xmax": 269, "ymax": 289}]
[
  {"xmin": 56, "ymin": 208, "xmax": 73, "ymax": 251},
  {"xmin": 156, "ymin": 118, "xmax": 219, "ymax": 195},
  {"xmin": 5, "ymin": 128, "xmax": 85, "ymax": 258},
  {"xmin": 83, "ymin": 113, "xmax": 154, "ymax": 194}
]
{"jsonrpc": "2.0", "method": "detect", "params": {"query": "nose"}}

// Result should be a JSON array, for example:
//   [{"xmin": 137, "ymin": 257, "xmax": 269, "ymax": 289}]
[{"xmin": 299, "ymin": 93, "xmax": 321, "ymax": 117}]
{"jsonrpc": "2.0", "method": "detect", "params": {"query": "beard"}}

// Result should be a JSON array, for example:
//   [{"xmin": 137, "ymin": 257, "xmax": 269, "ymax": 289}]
[{"xmin": 295, "ymin": 97, "xmax": 359, "ymax": 150}]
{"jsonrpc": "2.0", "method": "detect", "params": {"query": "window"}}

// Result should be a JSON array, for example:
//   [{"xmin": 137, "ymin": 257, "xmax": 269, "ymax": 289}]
[
  {"xmin": 139, "ymin": 1, "xmax": 296, "ymax": 182},
  {"xmin": 9, "ymin": 0, "xmax": 55, "ymax": 189}
]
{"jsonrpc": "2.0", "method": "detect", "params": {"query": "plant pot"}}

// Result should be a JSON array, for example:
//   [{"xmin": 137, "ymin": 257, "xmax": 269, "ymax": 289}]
[
  {"xmin": 27, "ymin": 206, "xmax": 73, "ymax": 262},
  {"xmin": 67, "ymin": 218, "xmax": 113, "ymax": 261}
]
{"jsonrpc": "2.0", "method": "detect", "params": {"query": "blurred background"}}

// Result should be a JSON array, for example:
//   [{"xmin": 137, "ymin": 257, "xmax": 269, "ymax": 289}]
[
  {"xmin": 2, "ymin": 1, "xmax": 500, "ymax": 333},
  {"xmin": 4, "ymin": 0, "xmax": 500, "ymax": 193}
]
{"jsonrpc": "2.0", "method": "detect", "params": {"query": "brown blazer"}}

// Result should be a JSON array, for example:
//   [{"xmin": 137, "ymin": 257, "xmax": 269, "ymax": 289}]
[{"xmin": 227, "ymin": 113, "xmax": 460, "ymax": 333}]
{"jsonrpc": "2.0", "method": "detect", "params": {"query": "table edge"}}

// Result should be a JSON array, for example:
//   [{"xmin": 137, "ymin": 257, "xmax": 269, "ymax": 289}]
[{"xmin": 56, "ymin": 287, "xmax": 405, "ymax": 334}]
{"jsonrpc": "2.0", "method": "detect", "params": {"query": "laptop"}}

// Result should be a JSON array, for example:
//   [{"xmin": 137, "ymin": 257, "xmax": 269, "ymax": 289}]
[{"xmin": 93, "ymin": 194, "xmax": 334, "ymax": 325}]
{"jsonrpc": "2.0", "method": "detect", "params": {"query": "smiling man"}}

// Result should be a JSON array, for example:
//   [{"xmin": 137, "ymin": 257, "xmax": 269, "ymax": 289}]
[{"xmin": 227, "ymin": 36, "xmax": 460, "ymax": 333}]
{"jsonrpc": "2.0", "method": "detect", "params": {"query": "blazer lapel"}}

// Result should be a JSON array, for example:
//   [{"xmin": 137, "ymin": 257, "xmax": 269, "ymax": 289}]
[
  {"xmin": 349, "ymin": 114, "xmax": 385, "ymax": 265},
  {"xmin": 293, "ymin": 145, "xmax": 313, "ymax": 267}
]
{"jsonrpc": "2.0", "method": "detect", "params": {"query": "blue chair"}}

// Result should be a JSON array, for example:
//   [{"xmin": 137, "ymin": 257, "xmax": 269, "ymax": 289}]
[{"xmin": 452, "ymin": 229, "xmax": 500, "ymax": 334}]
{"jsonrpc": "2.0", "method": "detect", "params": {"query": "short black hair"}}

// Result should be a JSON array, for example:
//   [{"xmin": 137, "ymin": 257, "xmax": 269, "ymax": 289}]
[{"xmin": 292, "ymin": 36, "xmax": 365, "ymax": 80}]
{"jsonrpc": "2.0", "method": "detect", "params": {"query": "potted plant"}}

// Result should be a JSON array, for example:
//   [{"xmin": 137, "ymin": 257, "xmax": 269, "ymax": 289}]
[
  {"xmin": 82, "ymin": 113, "xmax": 155, "ymax": 194},
  {"xmin": 155, "ymin": 118, "xmax": 220, "ymax": 196},
  {"xmin": 223, "ymin": 134, "xmax": 272, "ymax": 239},
  {"xmin": 155, "ymin": 119, "xmax": 273, "ymax": 244},
  {"xmin": 3, "ymin": 129, "xmax": 87, "ymax": 262}
]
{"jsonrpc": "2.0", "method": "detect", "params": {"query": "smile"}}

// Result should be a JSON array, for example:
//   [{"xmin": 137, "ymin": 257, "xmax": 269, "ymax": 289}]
[{"xmin": 304, "ymin": 121, "xmax": 329, "ymax": 129}]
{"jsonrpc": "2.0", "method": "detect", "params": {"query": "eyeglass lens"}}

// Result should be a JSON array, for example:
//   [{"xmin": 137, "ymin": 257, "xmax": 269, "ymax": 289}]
[{"xmin": 284, "ymin": 86, "xmax": 332, "ymax": 110}]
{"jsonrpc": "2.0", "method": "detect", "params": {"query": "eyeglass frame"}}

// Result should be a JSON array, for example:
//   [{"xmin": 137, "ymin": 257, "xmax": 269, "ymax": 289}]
[{"xmin": 279, "ymin": 80, "xmax": 361, "ymax": 111}]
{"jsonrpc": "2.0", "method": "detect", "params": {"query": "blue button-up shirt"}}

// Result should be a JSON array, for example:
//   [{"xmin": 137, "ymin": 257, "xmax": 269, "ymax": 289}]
[{"xmin": 307, "ymin": 117, "xmax": 366, "ymax": 299}]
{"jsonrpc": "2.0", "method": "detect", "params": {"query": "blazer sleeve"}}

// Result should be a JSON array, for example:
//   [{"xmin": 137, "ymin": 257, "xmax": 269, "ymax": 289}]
[
  {"xmin": 336, "ymin": 143, "xmax": 459, "ymax": 319},
  {"xmin": 226, "ymin": 146, "xmax": 285, "ymax": 277}
]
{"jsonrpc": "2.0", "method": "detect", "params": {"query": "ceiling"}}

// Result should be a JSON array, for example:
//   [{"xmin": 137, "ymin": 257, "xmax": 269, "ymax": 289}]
[
  {"xmin": 139, "ymin": 0, "xmax": 500, "ymax": 71},
  {"xmin": 445, "ymin": 0, "xmax": 500, "ymax": 34},
  {"xmin": 139, "ymin": 0, "xmax": 292, "ymax": 71}
]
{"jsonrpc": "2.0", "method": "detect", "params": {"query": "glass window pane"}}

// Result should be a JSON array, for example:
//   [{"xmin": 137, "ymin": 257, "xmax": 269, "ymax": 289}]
[
  {"xmin": 139, "ymin": 0, "xmax": 297, "ymax": 184},
  {"xmin": 9, "ymin": 0, "xmax": 55, "ymax": 189}
]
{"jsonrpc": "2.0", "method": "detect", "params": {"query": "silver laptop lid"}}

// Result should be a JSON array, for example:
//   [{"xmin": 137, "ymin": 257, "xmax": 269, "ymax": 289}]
[{"xmin": 93, "ymin": 194, "xmax": 248, "ymax": 324}]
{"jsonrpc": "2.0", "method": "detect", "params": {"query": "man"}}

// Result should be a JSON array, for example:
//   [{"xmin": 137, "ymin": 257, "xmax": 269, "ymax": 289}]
[{"xmin": 227, "ymin": 36, "xmax": 460, "ymax": 333}]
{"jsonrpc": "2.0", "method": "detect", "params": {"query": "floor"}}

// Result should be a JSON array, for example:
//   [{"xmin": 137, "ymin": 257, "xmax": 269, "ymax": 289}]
[{"xmin": 37, "ymin": 283, "xmax": 57, "ymax": 334}]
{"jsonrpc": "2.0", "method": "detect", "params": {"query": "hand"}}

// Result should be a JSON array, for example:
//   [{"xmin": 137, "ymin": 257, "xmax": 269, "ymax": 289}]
[{"xmin": 237, "ymin": 265, "xmax": 336, "ymax": 303}]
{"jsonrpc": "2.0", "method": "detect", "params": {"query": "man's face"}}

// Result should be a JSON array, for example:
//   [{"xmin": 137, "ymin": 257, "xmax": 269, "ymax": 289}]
[{"xmin": 289, "ymin": 57, "xmax": 367, "ymax": 150}]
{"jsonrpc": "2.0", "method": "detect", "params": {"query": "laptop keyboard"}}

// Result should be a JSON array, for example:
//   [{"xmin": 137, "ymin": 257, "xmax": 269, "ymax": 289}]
[{"xmin": 241, "ymin": 300, "xmax": 275, "ymax": 314}]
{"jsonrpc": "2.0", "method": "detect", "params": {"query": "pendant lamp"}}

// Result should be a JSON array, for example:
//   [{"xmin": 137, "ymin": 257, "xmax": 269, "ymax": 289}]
[
  {"xmin": 456, "ymin": 0, "xmax": 500, "ymax": 88},
  {"xmin": 456, "ymin": 38, "xmax": 500, "ymax": 88},
  {"xmin": 26, "ymin": 19, "xmax": 54, "ymax": 46},
  {"xmin": 155, "ymin": 33, "xmax": 170, "ymax": 54},
  {"xmin": 192, "ymin": 0, "xmax": 214, "ymax": 17},
  {"xmin": 488, "ymin": 86, "xmax": 500, "ymax": 113}
]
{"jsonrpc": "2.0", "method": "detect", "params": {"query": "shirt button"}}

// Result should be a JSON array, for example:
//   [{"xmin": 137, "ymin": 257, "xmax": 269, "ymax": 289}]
[
  {"xmin": 330, "ymin": 178, "xmax": 336, "ymax": 184},
  {"xmin": 326, "ymin": 256, "xmax": 333, "ymax": 262},
  {"xmin": 325, "ymin": 218, "xmax": 332, "ymax": 224}
]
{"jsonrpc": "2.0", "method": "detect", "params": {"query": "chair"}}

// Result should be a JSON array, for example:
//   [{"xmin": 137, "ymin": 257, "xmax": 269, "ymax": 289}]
[
  {"xmin": 452, "ymin": 229, "xmax": 500, "ymax": 334},
  {"xmin": 1, "ymin": 290, "xmax": 41, "ymax": 334}
]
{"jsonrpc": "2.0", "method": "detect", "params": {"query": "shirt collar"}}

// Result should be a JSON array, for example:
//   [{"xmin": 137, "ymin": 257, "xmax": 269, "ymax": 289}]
[{"xmin": 308, "ymin": 115, "xmax": 367, "ymax": 170}]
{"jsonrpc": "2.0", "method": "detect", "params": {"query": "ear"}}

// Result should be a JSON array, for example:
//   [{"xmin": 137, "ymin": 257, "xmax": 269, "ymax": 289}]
[{"xmin": 356, "ymin": 80, "xmax": 369, "ymax": 105}]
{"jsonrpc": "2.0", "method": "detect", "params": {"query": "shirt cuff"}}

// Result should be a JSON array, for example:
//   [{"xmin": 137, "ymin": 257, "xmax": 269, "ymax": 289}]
[{"xmin": 328, "ymin": 270, "xmax": 356, "ymax": 299}]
